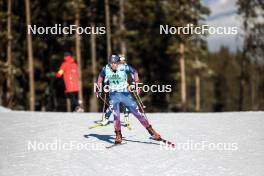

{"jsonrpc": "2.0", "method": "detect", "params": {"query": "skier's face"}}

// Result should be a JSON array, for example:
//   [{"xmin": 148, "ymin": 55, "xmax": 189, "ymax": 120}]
[{"xmin": 110, "ymin": 62, "xmax": 118, "ymax": 71}]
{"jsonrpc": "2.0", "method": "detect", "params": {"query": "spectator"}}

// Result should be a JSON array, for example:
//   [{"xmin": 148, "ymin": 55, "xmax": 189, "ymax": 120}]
[{"xmin": 55, "ymin": 52, "xmax": 83, "ymax": 112}]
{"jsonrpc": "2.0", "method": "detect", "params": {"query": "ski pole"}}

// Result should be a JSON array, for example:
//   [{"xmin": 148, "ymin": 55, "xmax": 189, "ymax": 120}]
[
  {"xmin": 129, "ymin": 85, "xmax": 146, "ymax": 109},
  {"xmin": 132, "ymin": 90, "xmax": 146, "ymax": 110},
  {"xmin": 98, "ymin": 94, "xmax": 110, "ymax": 107},
  {"xmin": 134, "ymin": 91, "xmax": 146, "ymax": 109},
  {"xmin": 132, "ymin": 91, "xmax": 148, "ymax": 120},
  {"xmin": 101, "ymin": 92, "xmax": 107, "ymax": 121}
]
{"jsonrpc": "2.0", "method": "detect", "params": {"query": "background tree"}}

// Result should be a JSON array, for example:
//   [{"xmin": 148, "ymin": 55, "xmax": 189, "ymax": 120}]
[
  {"xmin": 6, "ymin": 0, "xmax": 13, "ymax": 106},
  {"xmin": 119, "ymin": 0, "xmax": 126, "ymax": 56},
  {"xmin": 73, "ymin": 0, "xmax": 84, "ymax": 107},
  {"xmin": 89, "ymin": 0, "xmax": 98, "ymax": 112},
  {"xmin": 105, "ymin": 0, "xmax": 111, "ymax": 59},
  {"xmin": 25, "ymin": 0, "xmax": 35, "ymax": 111},
  {"xmin": 237, "ymin": 0, "xmax": 264, "ymax": 110}
]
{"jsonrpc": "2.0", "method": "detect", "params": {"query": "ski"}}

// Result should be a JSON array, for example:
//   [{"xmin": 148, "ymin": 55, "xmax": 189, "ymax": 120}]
[
  {"xmin": 105, "ymin": 142, "xmax": 127, "ymax": 149},
  {"xmin": 160, "ymin": 138, "xmax": 176, "ymax": 148},
  {"xmin": 150, "ymin": 137, "xmax": 176, "ymax": 148},
  {"xmin": 88, "ymin": 123, "xmax": 110, "ymax": 129}
]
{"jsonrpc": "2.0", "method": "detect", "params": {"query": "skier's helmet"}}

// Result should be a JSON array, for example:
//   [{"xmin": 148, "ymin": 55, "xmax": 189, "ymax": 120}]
[{"xmin": 108, "ymin": 54, "xmax": 120, "ymax": 64}]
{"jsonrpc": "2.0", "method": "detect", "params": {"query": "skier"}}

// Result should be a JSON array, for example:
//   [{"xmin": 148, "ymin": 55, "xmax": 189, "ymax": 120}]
[
  {"xmin": 98, "ymin": 55, "xmax": 130, "ymax": 127},
  {"xmin": 119, "ymin": 54, "xmax": 131, "ymax": 119},
  {"xmin": 119, "ymin": 54, "xmax": 131, "ymax": 125},
  {"xmin": 96, "ymin": 54, "xmax": 161, "ymax": 144},
  {"xmin": 55, "ymin": 52, "xmax": 84, "ymax": 112}
]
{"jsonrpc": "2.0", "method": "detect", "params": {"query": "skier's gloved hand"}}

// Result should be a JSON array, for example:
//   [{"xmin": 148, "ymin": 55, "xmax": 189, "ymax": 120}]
[
  {"xmin": 136, "ymin": 87, "xmax": 142, "ymax": 96},
  {"xmin": 131, "ymin": 81, "xmax": 141, "ymax": 95}
]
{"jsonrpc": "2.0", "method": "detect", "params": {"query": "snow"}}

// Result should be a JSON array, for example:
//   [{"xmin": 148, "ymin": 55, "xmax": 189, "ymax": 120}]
[
  {"xmin": 0, "ymin": 106, "xmax": 11, "ymax": 112},
  {"xmin": 0, "ymin": 111, "xmax": 263, "ymax": 176}
]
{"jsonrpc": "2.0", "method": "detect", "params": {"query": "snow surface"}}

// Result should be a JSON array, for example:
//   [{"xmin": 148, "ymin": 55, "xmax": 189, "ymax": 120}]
[
  {"xmin": 0, "ymin": 106, "xmax": 11, "ymax": 112},
  {"xmin": 0, "ymin": 111, "xmax": 263, "ymax": 176}
]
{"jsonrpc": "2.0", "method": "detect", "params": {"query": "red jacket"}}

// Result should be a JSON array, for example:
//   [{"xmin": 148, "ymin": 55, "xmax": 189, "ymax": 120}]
[{"xmin": 56, "ymin": 56, "xmax": 79, "ymax": 93}]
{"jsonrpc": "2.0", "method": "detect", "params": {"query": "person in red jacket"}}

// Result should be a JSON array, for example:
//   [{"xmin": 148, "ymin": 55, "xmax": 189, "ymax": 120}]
[{"xmin": 55, "ymin": 52, "xmax": 83, "ymax": 112}]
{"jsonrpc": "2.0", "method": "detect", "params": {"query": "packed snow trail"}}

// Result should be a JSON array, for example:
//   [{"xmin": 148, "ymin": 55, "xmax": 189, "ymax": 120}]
[{"xmin": 0, "ymin": 111, "xmax": 263, "ymax": 176}]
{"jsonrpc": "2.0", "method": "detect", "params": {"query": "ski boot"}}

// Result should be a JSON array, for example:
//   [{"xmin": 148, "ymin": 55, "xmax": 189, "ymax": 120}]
[
  {"xmin": 99, "ymin": 116, "xmax": 109, "ymax": 126},
  {"xmin": 115, "ymin": 130, "xmax": 122, "ymax": 144},
  {"xmin": 124, "ymin": 114, "xmax": 130, "ymax": 127},
  {"xmin": 146, "ymin": 125, "xmax": 161, "ymax": 141},
  {"xmin": 124, "ymin": 111, "xmax": 129, "ymax": 118}
]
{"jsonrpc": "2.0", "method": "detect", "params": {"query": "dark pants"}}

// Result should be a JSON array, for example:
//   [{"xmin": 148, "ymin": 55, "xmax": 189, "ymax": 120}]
[{"xmin": 66, "ymin": 92, "xmax": 79, "ymax": 111}]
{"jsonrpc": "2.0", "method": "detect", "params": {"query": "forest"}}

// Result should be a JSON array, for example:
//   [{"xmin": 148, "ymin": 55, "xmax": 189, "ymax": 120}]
[{"xmin": 0, "ymin": 0, "xmax": 263, "ymax": 112}]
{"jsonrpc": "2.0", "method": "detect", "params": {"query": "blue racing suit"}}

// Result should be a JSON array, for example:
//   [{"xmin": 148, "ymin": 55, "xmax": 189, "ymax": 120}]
[{"xmin": 97, "ymin": 64, "xmax": 149, "ymax": 131}]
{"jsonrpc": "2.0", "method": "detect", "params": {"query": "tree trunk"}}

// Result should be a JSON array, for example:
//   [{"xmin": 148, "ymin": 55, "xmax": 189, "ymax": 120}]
[
  {"xmin": 195, "ymin": 75, "xmax": 200, "ymax": 112},
  {"xmin": 25, "ymin": 0, "xmax": 35, "ymax": 111},
  {"xmin": 238, "ymin": 0, "xmax": 250, "ymax": 111},
  {"xmin": 195, "ymin": 56, "xmax": 201, "ymax": 112},
  {"xmin": 238, "ymin": 52, "xmax": 245, "ymax": 111},
  {"xmin": 89, "ymin": 4, "xmax": 98, "ymax": 112},
  {"xmin": 74, "ymin": 2, "xmax": 84, "ymax": 107},
  {"xmin": 7, "ymin": 0, "xmax": 13, "ymax": 106},
  {"xmin": 0, "ymin": 87, "xmax": 2, "ymax": 105},
  {"xmin": 119, "ymin": 0, "xmax": 126, "ymax": 56},
  {"xmin": 179, "ymin": 43, "xmax": 186, "ymax": 111},
  {"xmin": 250, "ymin": 64, "xmax": 258, "ymax": 110},
  {"xmin": 112, "ymin": 15, "xmax": 118, "ymax": 52},
  {"xmin": 105, "ymin": 0, "xmax": 111, "ymax": 59}
]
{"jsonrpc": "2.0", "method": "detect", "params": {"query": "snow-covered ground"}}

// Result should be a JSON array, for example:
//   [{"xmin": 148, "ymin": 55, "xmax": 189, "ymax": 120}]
[
  {"xmin": 0, "ymin": 111, "xmax": 263, "ymax": 176},
  {"xmin": 0, "ymin": 106, "xmax": 11, "ymax": 112}
]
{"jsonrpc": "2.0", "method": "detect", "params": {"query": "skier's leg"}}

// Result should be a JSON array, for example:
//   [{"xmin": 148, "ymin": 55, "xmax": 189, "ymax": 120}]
[
  {"xmin": 122, "ymin": 105, "xmax": 130, "ymax": 127},
  {"xmin": 105, "ymin": 108, "xmax": 112, "ymax": 119},
  {"xmin": 126, "ymin": 105, "xmax": 149, "ymax": 127},
  {"xmin": 124, "ymin": 107, "xmax": 129, "ymax": 117},
  {"xmin": 99, "ymin": 107, "xmax": 112, "ymax": 125},
  {"xmin": 112, "ymin": 104, "xmax": 122, "ymax": 143},
  {"xmin": 122, "ymin": 92, "xmax": 161, "ymax": 140},
  {"xmin": 121, "ymin": 93, "xmax": 150, "ymax": 127},
  {"xmin": 109, "ymin": 93, "xmax": 122, "ymax": 143},
  {"xmin": 98, "ymin": 107, "xmax": 111, "ymax": 125},
  {"xmin": 111, "ymin": 103, "xmax": 121, "ymax": 131}
]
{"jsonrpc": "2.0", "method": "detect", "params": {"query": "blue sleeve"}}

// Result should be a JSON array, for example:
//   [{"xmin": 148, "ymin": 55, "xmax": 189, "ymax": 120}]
[
  {"xmin": 125, "ymin": 64, "xmax": 139, "ymax": 82},
  {"xmin": 125, "ymin": 65, "xmax": 136, "ymax": 74},
  {"xmin": 99, "ymin": 67, "xmax": 106, "ymax": 77}
]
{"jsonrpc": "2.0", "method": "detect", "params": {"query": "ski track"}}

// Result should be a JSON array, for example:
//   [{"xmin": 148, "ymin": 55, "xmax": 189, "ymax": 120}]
[{"xmin": 0, "ymin": 111, "xmax": 264, "ymax": 176}]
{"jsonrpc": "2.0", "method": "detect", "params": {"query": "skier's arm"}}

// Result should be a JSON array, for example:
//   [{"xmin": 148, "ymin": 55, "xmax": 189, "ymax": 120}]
[
  {"xmin": 96, "ymin": 67, "xmax": 106, "ymax": 95},
  {"xmin": 125, "ymin": 65, "xmax": 139, "ymax": 83},
  {"xmin": 126, "ymin": 65, "xmax": 142, "ymax": 95}
]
